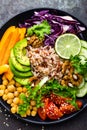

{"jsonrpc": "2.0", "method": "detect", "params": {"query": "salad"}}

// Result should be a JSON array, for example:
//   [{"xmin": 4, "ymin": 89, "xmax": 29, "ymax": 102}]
[{"xmin": 0, "ymin": 10, "xmax": 87, "ymax": 121}]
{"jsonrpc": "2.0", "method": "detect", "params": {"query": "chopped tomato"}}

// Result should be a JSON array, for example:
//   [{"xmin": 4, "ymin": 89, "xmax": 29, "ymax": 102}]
[
  {"xmin": 46, "ymin": 102, "xmax": 63, "ymax": 120},
  {"xmin": 38, "ymin": 96, "xmax": 83, "ymax": 120},
  {"xmin": 60, "ymin": 100, "xmax": 82, "ymax": 114},
  {"xmin": 37, "ymin": 98, "xmax": 49, "ymax": 120},
  {"xmin": 38, "ymin": 107, "xmax": 47, "ymax": 120},
  {"xmin": 76, "ymin": 100, "xmax": 82, "ymax": 108},
  {"xmin": 60, "ymin": 103, "xmax": 75, "ymax": 114},
  {"xmin": 50, "ymin": 93, "xmax": 71, "ymax": 106}
]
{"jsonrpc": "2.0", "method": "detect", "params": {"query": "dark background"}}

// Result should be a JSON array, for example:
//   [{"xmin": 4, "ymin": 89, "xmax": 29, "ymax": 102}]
[{"xmin": 0, "ymin": 0, "xmax": 87, "ymax": 130}]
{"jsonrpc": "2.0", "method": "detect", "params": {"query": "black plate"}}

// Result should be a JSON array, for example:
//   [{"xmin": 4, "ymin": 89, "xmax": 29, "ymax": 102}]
[{"xmin": 0, "ymin": 8, "xmax": 87, "ymax": 125}]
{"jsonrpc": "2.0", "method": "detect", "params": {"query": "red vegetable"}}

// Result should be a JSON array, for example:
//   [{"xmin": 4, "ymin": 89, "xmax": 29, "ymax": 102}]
[
  {"xmin": 37, "ymin": 94, "xmax": 82, "ymax": 120},
  {"xmin": 38, "ymin": 99, "xmax": 63, "ymax": 120},
  {"xmin": 19, "ymin": 10, "xmax": 85, "ymax": 47},
  {"xmin": 60, "ymin": 100, "xmax": 82, "ymax": 114},
  {"xmin": 37, "ymin": 98, "xmax": 49, "ymax": 120},
  {"xmin": 46, "ymin": 102, "xmax": 63, "ymax": 120},
  {"xmin": 38, "ymin": 107, "xmax": 47, "ymax": 120}
]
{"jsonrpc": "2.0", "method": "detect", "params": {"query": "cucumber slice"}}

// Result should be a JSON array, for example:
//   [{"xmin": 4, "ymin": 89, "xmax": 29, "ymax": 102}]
[
  {"xmin": 79, "ymin": 55, "xmax": 86, "ymax": 64},
  {"xmin": 81, "ymin": 40, "xmax": 87, "ymax": 49},
  {"xmin": 76, "ymin": 82, "xmax": 87, "ymax": 97},
  {"xmin": 78, "ymin": 78, "xmax": 85, "ymax": 88},
  {"xmin": 79, "ymin": 47, "xmax": 87, "ymax": 58},
  {"xmin": 84, "ymin": 73, "xmax": 87, "ymax": 81}
]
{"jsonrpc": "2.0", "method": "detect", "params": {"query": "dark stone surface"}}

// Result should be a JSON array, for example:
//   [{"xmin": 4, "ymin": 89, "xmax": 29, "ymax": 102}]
[
  {"xmin": 0, "ymin": 0, "xmax": 87, "ymax": 130},
  {"xmin": 0, "ymin": 0, "xmax": 87, "ymax": 28}
]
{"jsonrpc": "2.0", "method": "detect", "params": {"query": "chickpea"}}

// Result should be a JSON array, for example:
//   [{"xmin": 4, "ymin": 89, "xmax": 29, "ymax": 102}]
[
  {"xmin": 25, "ymin": 92, "xmax": 29, "ymax": 97},
  {"xmin": 13, "ymin": 97, "xmax": 20, "ymax": 104},
  {"xmin": 7, "ymin": 92, "xmax": 14, "ymax": 99},
  {"xmin": 2, "ymin": 75, "xmax": 6, "ymax": 80},
  {"xmin": 33, "ymin": 107, "xmax": 37, "ymax": 111},
  {"xmin": 21, "ymin": 114, "xmax": 27, "ymax": 117},
  {"xmin": 22, "ymin": 87, "xmax": 27, "ymax": 93},
  {"xmin": 17, "ymin": 87, "xmax": 23, "ymax": 93},
  {"xmin": 14, "ymin": 91, "xmax": 19, "ymax": 97},
  {"xmin": 15, "ymin": 82, "xmax": 21, "ymax": 87},
  {"xmin": 7, "ymin": 85, "xmax": 15, "ymax": 92},
  {"xmin": 2, "ymin": 94, "xmax": 8, "ymax": 101},
  {"xmin": 30, "ymin": 105, "xmax": 33, "ymax": 110},
  {"xmin": 30, "ymin": 100, "xmax": 36, "ymax": 106},
  {"xmin": 4, "ymin": 89, "xmax": 9, "ymax": 94},
  {"xmin": 19, "ymin": 99, "xmax": 23, "ymax": 104},
  {"xmin": 8, "ymin": 80, "xmax": 15, "ymax": 85},
  {"xmin": 11, "ymin": 103, "xmax": 17, "ymax": 108},
  {"xmin": 11, "ymin": 106, "xmax": 17, "ymax": 114},
  {"xmin": 7, "ymin": 99, "xmax": 13, "ymax": 104},
  {"xmin": 0, "ymin": 90, "xmax": 4, "ymax": 96},
  {"xmin": 11, "ymin": 103, "xmax": 15, "ymax": 107},
  {"xmin": 31, "ymin": 110, "xmax": 37, "ymax": 116},
  {"xmin": 0, "ymin": 85, "xmax": 6, "ymax": 90},
  {"xmin": 26, "ymin": 109, "xmax": 31, "ymax": 116},
  {"xmin": 2, "ymin": 79, "xmax": 8, "ymax": 86}
]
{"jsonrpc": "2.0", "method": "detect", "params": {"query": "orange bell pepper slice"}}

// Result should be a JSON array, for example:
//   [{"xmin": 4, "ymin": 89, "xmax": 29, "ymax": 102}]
[
  {"xmin": 0, "ymin": 64, "xmax": 9, "ymax": 74},
  {"xmin": 1, "ymin": 28, "xmax": 20, "ymax": 65}
]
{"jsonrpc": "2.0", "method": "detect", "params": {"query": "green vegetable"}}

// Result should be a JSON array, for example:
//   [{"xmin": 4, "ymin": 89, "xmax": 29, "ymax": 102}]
[
  {"xmin": 17, "ymin": 77, "xmax": 49, "ymax": 116},
  {"xmin": 27, "ymin": 20, "xmax": 51, "ymax": 39},
  {"xmin": 18, "ymin": 76, "xmax": 79, "ymax": 116},
  {"xmin": 13, "ymin": 38, "xmax": 30, "ymax": 66},
  {"xmin": 70, "ymin": 55, "xmax": 87, "ymax": 75},
  {"xmin": 18, "ymin": 93, "xmax": 29, "ymax": 115},
  {"xmin": 26, "ymin": 76, "xmax": 49, "ymax": 108},
  {"xmin": 42, "ymin": 79, "xmax": 78, "ymax": 108},
  {"xmin": 9, "ymin": 59, "xmax": 33, "ymax": 78},
  {"xmin": 14, "ymin": 77, "xmax": 30, "ymax": 86},
  {"xmin": 76, "ymin": 82, "xmax": 87, "ymax": 97},
  {"xmin": 10, "ymin": 49, "xmax": 30, "ymax": 72}
]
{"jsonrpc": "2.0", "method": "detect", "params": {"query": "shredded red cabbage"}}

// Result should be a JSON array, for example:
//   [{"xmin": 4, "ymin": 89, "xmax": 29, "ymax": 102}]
[{"xmin": 19, "ymin": 10, "xmax": 85, "ymax": 46}]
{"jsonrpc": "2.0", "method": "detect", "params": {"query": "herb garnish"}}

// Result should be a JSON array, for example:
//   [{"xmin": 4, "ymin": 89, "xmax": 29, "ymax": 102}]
[
  {"xmin": 27, "ymin": 20, "xmax": 51, "ymax": 39},
  {"xmin": 70, "ymin": 55, "xmax": 87, "ymax": 75}
]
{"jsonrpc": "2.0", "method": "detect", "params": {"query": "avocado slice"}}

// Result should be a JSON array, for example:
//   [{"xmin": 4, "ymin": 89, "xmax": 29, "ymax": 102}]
[
  {"xmin": 9, "ymin": 59, "xmax": 33, "ymax": 78},
  {"xmin": 14, "ymin": 77, "xmax": 30, "ymax": 85},
  {"xmin": 13, "ymin": 38, "xmax": 30, "ymax": 66},
  {"xmin": 10, "ymin": 49, "xmax": 30, "ymax": 72}
]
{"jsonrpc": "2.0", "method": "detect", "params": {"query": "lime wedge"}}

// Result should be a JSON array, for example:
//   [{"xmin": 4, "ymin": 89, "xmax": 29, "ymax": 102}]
[{"xmin": 55, "ymin": 33, "xmax": 81, "ymax": 59}]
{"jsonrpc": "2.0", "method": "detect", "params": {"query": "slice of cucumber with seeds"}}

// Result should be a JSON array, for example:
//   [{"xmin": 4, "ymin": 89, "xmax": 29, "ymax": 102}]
[
  {"xmin": 78, "ymin": 78, "xmax": 85, "ymax": 88},
  {"xmin": 81, "ymin": 40, "xmax": 87, "ymax": 49},
  {"xmin": 79, "ymin": 47, "xmax": 87, "ymax": 59},
  {"xmin": 84, "ymin": 73, "xmax": 87, "ymax": 81},
  {"xmin": 76, "ymin": 82, "xmax": 87, "ymax": 97}
]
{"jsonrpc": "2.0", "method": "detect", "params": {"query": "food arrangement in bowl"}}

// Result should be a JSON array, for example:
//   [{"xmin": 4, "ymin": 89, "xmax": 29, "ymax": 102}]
[{"xmin": 0, "ymin": 8, "xmax": 87, "ymax": 124}]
